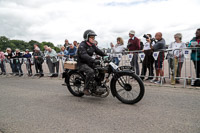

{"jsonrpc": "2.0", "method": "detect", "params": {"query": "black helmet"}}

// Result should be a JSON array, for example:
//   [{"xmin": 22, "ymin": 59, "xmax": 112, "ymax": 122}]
[{"xmin": 83, "ymin": 29, "xmax": 97, "ymax": 41}]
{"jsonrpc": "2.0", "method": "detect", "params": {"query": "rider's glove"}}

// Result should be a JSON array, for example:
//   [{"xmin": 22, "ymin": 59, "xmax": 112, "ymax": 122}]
[
  {"xmin": 94, "ymin": 60, "xmax": 101, "ymax": 65},
  {"xmin": 103, "ymin": 56, "xmax": 109, "ymax": 60}
]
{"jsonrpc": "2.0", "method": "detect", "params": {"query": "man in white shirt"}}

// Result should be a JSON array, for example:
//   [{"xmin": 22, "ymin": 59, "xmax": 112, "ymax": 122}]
[{"xmin": 46, "ymin": 47, "xmax": 59, "ymax": 77}]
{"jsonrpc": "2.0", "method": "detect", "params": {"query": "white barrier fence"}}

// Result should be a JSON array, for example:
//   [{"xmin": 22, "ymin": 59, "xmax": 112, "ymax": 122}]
[{"xmin": 0, "ymin": 47, "xmax": 200, "ymax": 88}]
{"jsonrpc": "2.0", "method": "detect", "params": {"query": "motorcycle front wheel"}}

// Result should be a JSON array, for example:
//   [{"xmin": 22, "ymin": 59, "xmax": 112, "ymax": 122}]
[
  {"xmin": 111, "ymin": 72, "xmax": 145, "ymax": 104},
  {"xmin": 65, "ymin": 71, "xmax": 85, "ymax": 97}
]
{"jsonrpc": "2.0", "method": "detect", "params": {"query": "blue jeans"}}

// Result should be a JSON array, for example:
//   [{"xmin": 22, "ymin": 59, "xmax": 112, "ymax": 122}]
[
  {"xmin": 10, "ymin": 62, "xmax": 15, "ymax": 73},
  {"xmin": 26, "ymin": 62, "xmax": 32, "ymax": 75},
  {"xmin": 15, "ymin": 63, "xmax": 23, "ymax": 74},
  {"xmin": 112, "ymin": 57, "xmax": 120, "ymax": 66},
  {"xmin": 130, "ymin": 54, "xmax": 139, "ymax": 75}
]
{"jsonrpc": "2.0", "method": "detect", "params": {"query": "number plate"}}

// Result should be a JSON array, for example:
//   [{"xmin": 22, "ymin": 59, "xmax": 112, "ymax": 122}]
[{"xmin": 109, "ymin": 62, "xmax": 118, "ymax": 70}]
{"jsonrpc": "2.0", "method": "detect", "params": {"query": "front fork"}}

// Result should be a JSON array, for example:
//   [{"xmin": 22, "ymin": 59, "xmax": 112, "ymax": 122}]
[{"xmin": 110, "ymin": 72, "xmax": 129, "ymax": 97}]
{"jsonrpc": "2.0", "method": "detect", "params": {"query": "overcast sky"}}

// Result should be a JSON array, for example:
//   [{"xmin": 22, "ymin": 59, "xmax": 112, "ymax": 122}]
[{"xmin": 0, "ymin": 0, "xmax": 199, "ymax": 48}]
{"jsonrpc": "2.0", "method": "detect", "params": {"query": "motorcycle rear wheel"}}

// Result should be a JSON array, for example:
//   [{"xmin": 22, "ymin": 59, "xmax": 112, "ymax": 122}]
[{"xmin": 65, "ymin": 71, "xmax": 85, "ymax": 97}]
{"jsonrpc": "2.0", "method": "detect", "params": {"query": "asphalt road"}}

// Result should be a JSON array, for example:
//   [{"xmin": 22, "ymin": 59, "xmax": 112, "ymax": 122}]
[{"xmin": 0, "ymin": 76, "xmax": 200, "ymax": 133}]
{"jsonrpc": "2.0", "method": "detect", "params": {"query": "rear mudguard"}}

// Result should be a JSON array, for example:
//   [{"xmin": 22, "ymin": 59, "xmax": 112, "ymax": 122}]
[
  {"xmin": 118, "ymin": 66, "xmax": 134, "ymax": 72},
  {"xmin": 110, "ymin": 71, "xmax": 134, "ymax": 97},
  {"xmin": 64, "ymin": 69, "xmax": 84, "ymax": 84},
  {"xmin": 62, "ymin": 69, "xmax": 69, "ymax": 79},
  {"xmin": 63, "ymin": 69, "xmax": 77, "ymax": 79}
]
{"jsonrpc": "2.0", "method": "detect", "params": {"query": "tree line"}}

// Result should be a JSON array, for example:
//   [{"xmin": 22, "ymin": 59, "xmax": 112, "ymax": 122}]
[{"xmin": 0, "ymin": 36, "xmax": 60, "ymax": 52}]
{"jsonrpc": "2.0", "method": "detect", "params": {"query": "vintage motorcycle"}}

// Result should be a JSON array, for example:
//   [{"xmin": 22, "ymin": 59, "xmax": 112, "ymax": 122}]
[{"xmin": 63, "ymin": 57, "xmax": 145, "ymax": 104}]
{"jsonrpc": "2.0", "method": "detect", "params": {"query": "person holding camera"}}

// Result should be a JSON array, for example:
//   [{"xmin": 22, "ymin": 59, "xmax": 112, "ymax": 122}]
[
  {"xmin": 110, "ymin": 37, "xmax": 125, "ymax": 66},
  {"xmin": 13, "ymin": 49, "xmax": 23, "ymax": 76},
  {"xmin": 77, "ymin": 29, "xmax": 107, "ymax": 95},
  {"xmin": 150, "ymin": 32, "xmax": 166, "ymax": 84},
  {"xmin": 127, "ymin": 30, "xmax": 140, "ymax": 75},
  {"xmin": 140, "ymin": 34, "xmax": 154, "ymax": 80},
  {"xmin": 5, "ymin": 48, "xmax": 15, "ymax": 74}
]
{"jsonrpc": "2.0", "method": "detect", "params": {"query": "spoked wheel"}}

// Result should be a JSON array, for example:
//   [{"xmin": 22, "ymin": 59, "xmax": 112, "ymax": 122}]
[
  {"xmin": 112, "ymin": 72, "xmax": 145, "ymax": 104},
  {"xmin": 65, "ymin": 71, "xmax": 85, "ymax": 97}
]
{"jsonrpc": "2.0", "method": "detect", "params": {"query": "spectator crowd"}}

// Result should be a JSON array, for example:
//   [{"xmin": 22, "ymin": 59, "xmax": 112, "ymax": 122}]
[
  {"xmin": 0, "ymin": 28, "xmax": 200, "ymax": 86},
  {"xmin": 0, "ymin": 41, "xmax": 78, "ymax": 77}
]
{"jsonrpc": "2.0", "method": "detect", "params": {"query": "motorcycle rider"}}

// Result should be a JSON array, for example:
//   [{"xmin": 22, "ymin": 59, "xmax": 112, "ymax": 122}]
[{"xmin": 77, "ymin": 30, "xmax": 107, "ymax": 95}]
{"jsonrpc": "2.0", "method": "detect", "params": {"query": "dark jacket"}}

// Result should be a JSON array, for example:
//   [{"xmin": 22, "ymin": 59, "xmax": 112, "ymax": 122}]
[
  {"xmin": 14, "ymin": 52, "xmax": 23, "ymax": 64},
  {"xmin": 24, "ymin": 53, "xmax": 32, "ymax": 63},
  {"xmin": 6, "ymin": 51, "xmax": 14, "ymax": 60},
  {"xmin": 127, "ymin": 37, "xmax": 140, "ymax": 51},
  {"xmin": 67, "ymin": 46, "xmax": 77, "ymax": 57},
  {"xmin": 77, "ymin": 41, "xmax": 106, "ymax": 67},
  {"xmin": 33, "ymin": 51, "xmax": 44, "ymax": 64},
  {"xmin": 23, "ymin": 53, "xmax": 32, "ymax": 58}
]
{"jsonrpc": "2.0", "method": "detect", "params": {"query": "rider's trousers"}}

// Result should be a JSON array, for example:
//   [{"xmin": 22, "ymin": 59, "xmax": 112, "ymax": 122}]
[{"xmin": 79, "ymin": 64, "xmax": 95, "ymax": 90}]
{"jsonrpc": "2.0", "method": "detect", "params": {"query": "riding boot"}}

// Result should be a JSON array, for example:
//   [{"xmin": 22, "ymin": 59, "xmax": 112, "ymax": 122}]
[{"xmin": 83, "ymin": 75, "xmax": 94, "ymax": 95}]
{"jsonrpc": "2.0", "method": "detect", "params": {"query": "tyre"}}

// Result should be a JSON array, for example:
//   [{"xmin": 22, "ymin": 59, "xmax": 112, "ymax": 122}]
[
  {"xmin": 111, "ymin": 72, "xmax": 145, "ymax": 104},
  {"xmin": 65, "ymin": 71, "xmax": 85, "ymax": 97}
]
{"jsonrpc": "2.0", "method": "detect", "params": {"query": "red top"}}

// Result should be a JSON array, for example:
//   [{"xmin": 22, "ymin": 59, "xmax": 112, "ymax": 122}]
[
  {"xmin": 127, "ymin": 37, "xmax": 140, "ymax": 51},
  {"xmin": 0, "ymin": 52, "xmax": 5, "ymax": 61},
  {"xmin": 197, "ymin": 39, "xmax": 200, "ymax": 44}
]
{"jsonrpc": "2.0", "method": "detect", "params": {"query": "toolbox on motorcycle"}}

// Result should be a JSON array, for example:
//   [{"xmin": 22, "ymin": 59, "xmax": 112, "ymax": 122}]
[{"xmin": 64, "ymin": 61, "xmax": 77, "ymax": 69}]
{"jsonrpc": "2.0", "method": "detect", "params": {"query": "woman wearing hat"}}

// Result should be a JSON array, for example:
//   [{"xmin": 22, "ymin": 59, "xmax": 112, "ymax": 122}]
[{"xmin": 23, "ymin": 49, "xmax": 32, "ymax": 76}]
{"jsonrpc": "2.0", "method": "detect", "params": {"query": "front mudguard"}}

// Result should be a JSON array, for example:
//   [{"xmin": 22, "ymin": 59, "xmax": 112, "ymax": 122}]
[{"xmin": 110, "ymin": 71, "xmax": 134, "ymax": 97}]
